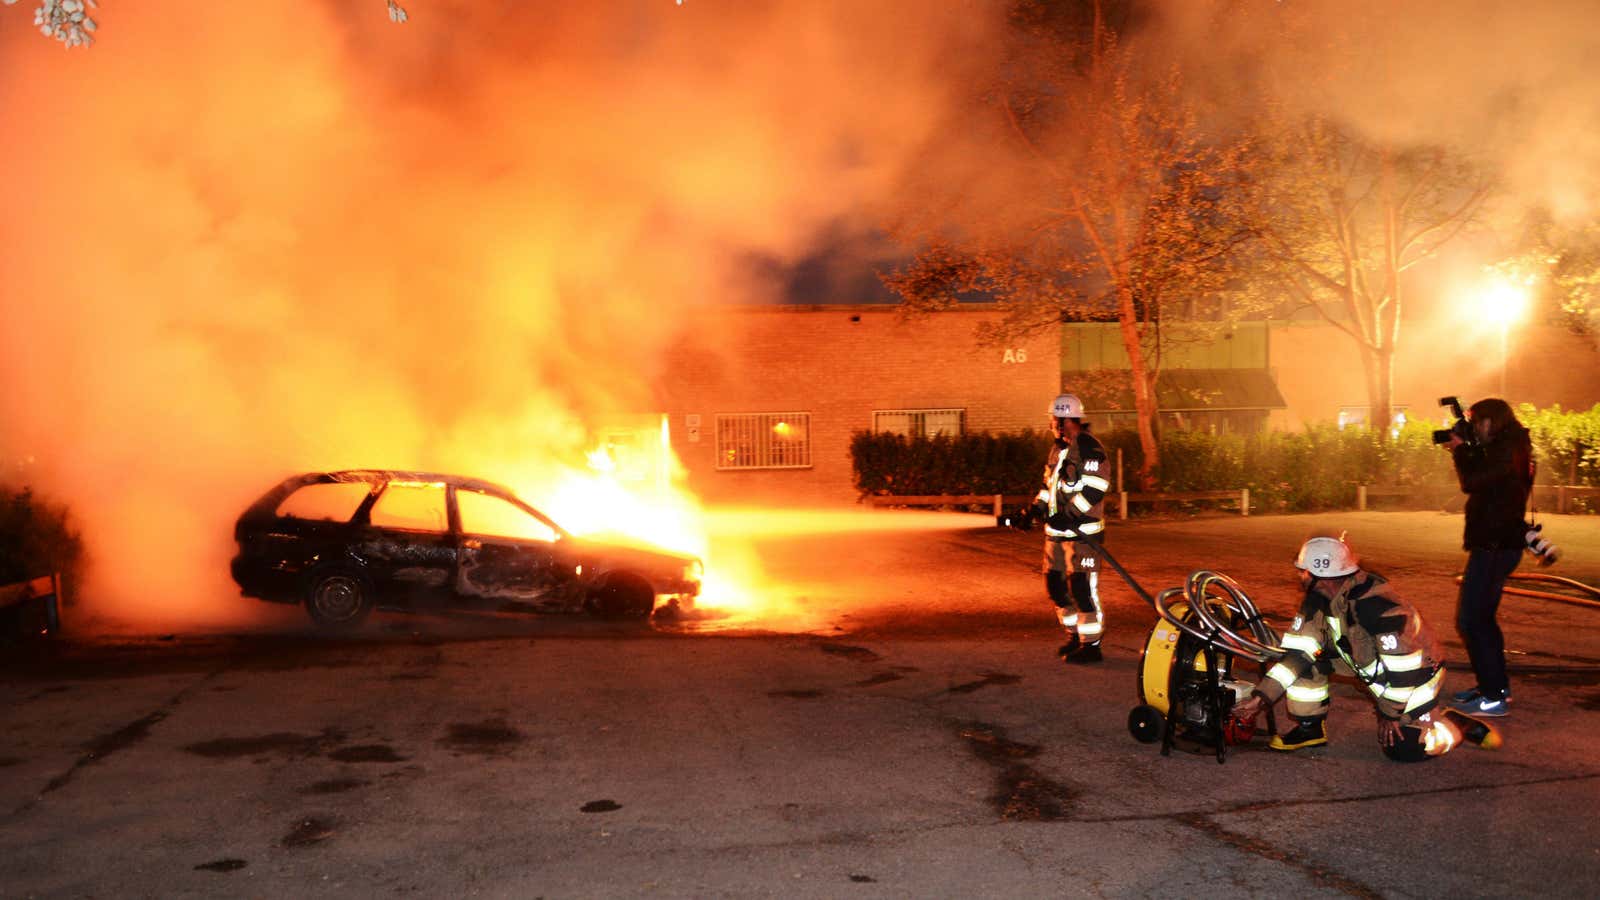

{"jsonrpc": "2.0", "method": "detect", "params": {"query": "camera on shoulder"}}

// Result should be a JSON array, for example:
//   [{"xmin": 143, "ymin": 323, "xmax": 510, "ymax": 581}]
[{"xmin": 1431, "ymin": 396, "xmax": 1475, "ymax": 446}]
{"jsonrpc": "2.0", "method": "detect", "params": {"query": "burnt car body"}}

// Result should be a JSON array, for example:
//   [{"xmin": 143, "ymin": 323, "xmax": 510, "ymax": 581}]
[{"xmin": 230, "ymin": 470, "xmax": 701, "ymax": 629}]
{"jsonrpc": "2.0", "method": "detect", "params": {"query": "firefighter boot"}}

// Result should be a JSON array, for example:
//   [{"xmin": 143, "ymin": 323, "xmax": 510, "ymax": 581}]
[
  {"xmin": 1269, "ymin": 716, "xmax": 1328, "ymax": 751},
  {"xmin": 1057, "ymin": 634, "xmax": 1081, "ymax": 659},
  {"xmin": 1442, "ymin": 709, "xmax": 1503, "ymax": 750},
  {"xmin": 1064, "ymin": 642, "xmax": 1102, "ymax": 664}
]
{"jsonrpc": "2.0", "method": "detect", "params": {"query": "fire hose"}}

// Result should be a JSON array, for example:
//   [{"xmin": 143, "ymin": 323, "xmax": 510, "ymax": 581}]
[
  {"xmin": 1076, "ymin": 527, "xmax": 1600, "ymax": 761},
  {"xmin": 1072, "ymin": 529, "xmax": 1289, "ymax": 761},
  {"xmin": 1455, "ymin": 571, "xmax": 1600, "ymax": 611},
  {"xmin": 1073, "ymin": 529, "xmax": 1287, "ymax": 662}
]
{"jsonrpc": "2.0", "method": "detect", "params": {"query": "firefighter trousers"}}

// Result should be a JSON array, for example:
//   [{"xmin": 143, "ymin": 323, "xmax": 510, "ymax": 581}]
[
  {"xmin": 1282, "ymin": 659, "xmax": 1461, "ymax": 759},
  {"xmin": 1043, "ymin": 538, "xmax": 1102, "ymax": 643}
]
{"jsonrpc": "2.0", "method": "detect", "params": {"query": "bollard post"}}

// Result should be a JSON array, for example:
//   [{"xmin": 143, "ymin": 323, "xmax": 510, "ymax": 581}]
[
  {"xmin": 1241, "ymin": 488, "xmax": 1250, "ymax": 517},
  {"xmin": 993, "ymin": 494, "xmax": 1003, "ymax": 517},
  {"xmin": 1358, "ymin": 484, "xmax": 1368, "ymax": 511},
  {"xmin": 1116, "ymin": 449, "xmax": 1127, "ymax": 520}
]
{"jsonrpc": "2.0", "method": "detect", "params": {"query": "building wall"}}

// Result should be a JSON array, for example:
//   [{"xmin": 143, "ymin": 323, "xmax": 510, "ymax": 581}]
[
  {"xmin": 651, "ymin": 308, "xmax": 1599, "ymax": 504},
  {"xmin": 1269, "ymin": 322, "xmax": 1600, "ymax": 429},
  {"xmin": 655, "ymin": 306, "xmax": 1059, "ymax": 504}
]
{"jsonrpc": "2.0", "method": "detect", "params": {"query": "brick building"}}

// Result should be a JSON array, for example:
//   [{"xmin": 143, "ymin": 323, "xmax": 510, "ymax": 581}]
[
  {"xmin": 645, "ymin": 305, "xmax": 1600, "ymax": 505},
  {"xmin": 654, "ymin": 305, "xmax": 1058, "ymax": 503}
]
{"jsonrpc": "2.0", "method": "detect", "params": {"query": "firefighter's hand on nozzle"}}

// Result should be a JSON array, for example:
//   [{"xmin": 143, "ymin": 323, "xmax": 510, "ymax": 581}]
[
  {"xmin": 1376, "ymin": 716, "xmax": 1404, "ymax": 747},
  {"xmin": 1230, "ymin": 692, "xmax": 1265, "ymax": 722},
  {"xmin": 1442, "ymin": 432, "xmax": 1465, "ymax": 450},
  {"xmin": 1030, "ymin": 499, "xmax": 1049, "ymax": 521}
]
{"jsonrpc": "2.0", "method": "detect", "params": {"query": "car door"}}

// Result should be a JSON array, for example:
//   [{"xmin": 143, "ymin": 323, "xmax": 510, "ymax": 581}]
[
  {"xmin": 451, "ymin": 486, "xmax": 583, "ymax": 612},
  {"xmin": 357, "ymin": 480, "xmax": 458, "ymax": 608}
]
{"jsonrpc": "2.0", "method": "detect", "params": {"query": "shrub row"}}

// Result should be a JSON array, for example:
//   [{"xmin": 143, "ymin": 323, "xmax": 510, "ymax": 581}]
[
  {"xmin": 852, "ymin": 403, "xmax": 1600, "ymax": 514},
  {"xmin": 0, "ymin": 487, "xmax": 85, "ymax": 602}
]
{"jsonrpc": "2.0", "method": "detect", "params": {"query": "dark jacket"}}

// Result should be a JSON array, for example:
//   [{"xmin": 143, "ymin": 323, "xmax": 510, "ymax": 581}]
[
  {"xmin": 1451, "ymin": 425, "xmax": 1533, "ymax": 551},
  {"xmin": 1036, "ymin": 431, "xmax": 1109, "ymax": 540},
  {"xmin": 1256, "ymin": 571, "xmax": 1445, "ymax": 723}
]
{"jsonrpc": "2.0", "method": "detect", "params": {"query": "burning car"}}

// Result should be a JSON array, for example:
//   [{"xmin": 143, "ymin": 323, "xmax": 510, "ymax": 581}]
[{"xmin": 230, "ymin": 470, "xmax": 701, "ymax": 629}]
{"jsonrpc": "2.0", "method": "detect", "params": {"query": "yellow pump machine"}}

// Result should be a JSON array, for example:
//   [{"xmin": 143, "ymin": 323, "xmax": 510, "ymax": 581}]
[
  {"xmin": 1081, "ymin": 535, "xmax": 1288, "ymax": 763},
  {"xmin": 1127, "ymin": 570, "xmax": 1285, "ymax": 762}
]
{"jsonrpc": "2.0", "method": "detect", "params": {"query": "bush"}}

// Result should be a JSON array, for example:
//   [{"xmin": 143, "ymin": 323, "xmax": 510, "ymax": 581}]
[
  {"xmin": 851, "ymin": 430, "xmax": 1053, "ymax": 497},
  {"xmin": 0, "ymin": 487, "xmax": 85, "ymax": 602},
  {"xmin": 851, "ymin": 403, "xmax": 1597, "ymax": 514}
]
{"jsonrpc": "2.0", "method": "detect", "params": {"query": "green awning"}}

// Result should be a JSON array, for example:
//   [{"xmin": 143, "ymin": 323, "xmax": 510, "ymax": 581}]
[{"xmin": 1069, "ymin": 368, "xmax": 1287, "ymax": 413}]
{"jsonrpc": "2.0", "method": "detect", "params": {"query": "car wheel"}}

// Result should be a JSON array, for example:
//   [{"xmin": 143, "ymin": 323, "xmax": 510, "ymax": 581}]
[
  {"xmin": 591, "ymin": 574, "xmax": 656, "ymax": 621},
  {"xmin": 305, "ymin": 570, "xmax": 374, "ymax": 630}
]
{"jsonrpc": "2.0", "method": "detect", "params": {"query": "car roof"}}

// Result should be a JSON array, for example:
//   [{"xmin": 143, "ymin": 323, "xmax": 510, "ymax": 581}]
[
  {"xmin": 239, "ymin": 469, "xmax": 526, "ymax": 522},
  {"xmin": 318, "ymin": 470, "xmax": 517, "ymax": 496}
]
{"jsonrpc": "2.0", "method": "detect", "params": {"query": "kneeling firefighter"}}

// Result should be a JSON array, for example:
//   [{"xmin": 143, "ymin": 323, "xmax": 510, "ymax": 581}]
[
  {"xmin": 1032, "ymin": 393, "xmax": 1111, "ymax": 664},
  {"xmin": 1230, "ymin": 535, "xmax": 1501, "ymax": 761}
]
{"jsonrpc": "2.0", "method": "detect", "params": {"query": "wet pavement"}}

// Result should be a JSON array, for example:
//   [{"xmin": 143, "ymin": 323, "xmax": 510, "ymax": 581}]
[{"xmin": 3, "ymin": 510, "xmax": 1599, "ymax": 897}]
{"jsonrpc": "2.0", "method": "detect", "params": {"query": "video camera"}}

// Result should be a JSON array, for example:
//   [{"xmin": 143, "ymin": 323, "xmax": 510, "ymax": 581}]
[
  {"xmin": 1431, "ymin": 396, "xmax": 1474, "ymax": 446},
  {"xmin": 1525, "ymin": 522, "xmax": 1561, "ymax": 567}
]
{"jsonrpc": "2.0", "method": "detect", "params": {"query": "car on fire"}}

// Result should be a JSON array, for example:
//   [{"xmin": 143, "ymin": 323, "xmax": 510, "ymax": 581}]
[{"xmin": 230, "ymin": 470, "xmax": 702, "ymax": 630}]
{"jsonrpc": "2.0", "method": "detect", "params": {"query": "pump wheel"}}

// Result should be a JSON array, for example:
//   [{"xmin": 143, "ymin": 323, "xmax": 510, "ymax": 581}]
[{"xmin": 1128, "ymin": 705, "xmax": 1165, "ymax": 744}]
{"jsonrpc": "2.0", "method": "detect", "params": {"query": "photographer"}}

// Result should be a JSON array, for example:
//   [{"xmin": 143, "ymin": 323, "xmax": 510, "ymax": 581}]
[{"xmin": 1442, "ymin": 398, "xmax": 1534, "ymax": 717}]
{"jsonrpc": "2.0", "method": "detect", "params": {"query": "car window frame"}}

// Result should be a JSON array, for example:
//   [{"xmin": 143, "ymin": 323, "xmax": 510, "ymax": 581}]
[
  {"xmin": 361, "ymin": 480, "xmax": 453, "ymax": 535},
  {"xmin": 448, "ymin": 485, "xmax": 569, "ymax": 543},
  {"xmin": 272, "ymin": 480, "xmax": 379, "ymax": 525}
]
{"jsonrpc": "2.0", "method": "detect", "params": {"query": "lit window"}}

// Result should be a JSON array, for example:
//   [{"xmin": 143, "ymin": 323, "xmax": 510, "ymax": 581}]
[
  {"xmin": 716, "ymin": 412, "xmax": 812, "ymax": 470},
  {"xmin": 872, "ymin": 408, "xmax": 966, "ymax": 438},
  {"xmin": 1336, "ymin": 406, "xmax": 1409, "ymax": 431}
]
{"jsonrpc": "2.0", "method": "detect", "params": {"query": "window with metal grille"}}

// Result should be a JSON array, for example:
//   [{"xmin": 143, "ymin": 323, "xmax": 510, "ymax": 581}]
[
  {"xmin": 872, "ymin": 408, "xmax": 965, "ymax": 438},
  {"xmin": 715, "ymin": 412, "xmax": 812, "ymax": 470}
]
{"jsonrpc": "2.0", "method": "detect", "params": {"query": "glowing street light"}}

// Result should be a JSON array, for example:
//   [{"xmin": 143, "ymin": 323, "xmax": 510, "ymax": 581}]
[{"xmin": 1473, "ymin": 273, "xmax": 1531, "ymax": 396}]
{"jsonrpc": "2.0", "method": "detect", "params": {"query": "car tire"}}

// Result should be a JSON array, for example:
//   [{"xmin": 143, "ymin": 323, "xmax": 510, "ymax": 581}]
[
  {"xmin": 591, "ymin": 574, "xmax": 656, "ymax": 621},
  {"xmin": 305, "ymin": 569, "xmax": 375, "ymax": 630}
]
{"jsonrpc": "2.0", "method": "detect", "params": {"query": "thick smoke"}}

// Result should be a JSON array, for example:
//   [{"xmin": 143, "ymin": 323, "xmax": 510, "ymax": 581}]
[
  {"xmin": 1155, "ymin": 0, "xmax": 1600, "ymax": 222},
  {"xmin": 1147, "ymin": 0, "xmax": 1600, "ymax": 367},
  {"xmin": 0, "ymin": 0, "xmax": 999, "ymax": 629}
]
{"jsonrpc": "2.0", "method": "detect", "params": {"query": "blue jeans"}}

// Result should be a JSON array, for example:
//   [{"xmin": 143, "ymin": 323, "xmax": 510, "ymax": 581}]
[{"xmin": 1456, "ymin": 546, "xmax": 1524, "ymax": 699}]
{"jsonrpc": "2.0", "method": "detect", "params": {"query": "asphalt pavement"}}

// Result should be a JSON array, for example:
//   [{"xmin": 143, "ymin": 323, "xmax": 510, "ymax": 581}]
[{"xmin": 3, "ymin": 510, "xmax": 1598, "ymax": 898}]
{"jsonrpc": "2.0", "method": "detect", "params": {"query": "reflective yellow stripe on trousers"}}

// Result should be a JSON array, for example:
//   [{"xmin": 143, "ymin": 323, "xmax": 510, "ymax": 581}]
[{"xmin": 1281, "ymin": 633, "xmax": 1320, "ymax": 656}]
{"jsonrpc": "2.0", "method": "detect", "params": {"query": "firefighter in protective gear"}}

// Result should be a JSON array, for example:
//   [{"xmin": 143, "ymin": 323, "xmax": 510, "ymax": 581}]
[
  {"xmin": 1032, "ymin": 393, "xmax": 1111, "ymax": 664},
  {"xmin": 1230, "ymin": 535, "xmax": 1502, "ymax": 761}
]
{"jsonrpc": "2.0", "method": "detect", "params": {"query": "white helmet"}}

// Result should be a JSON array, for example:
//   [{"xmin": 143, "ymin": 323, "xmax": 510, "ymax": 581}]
[
  {"xmin": 1051, "ymin": 393, "xmax": 1084, "ymax": 419},
  {"xmin": 1295, "ymin": 536, "xmax": 1359, "ymax": 578}
]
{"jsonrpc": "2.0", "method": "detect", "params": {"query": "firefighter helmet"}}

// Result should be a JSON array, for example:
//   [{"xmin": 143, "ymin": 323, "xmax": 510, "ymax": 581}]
[
  {"xmin": 1295, "ymin": 535, "xmax": 1359, "ymax": 578},
  {"xmin": 1051, "ymin": 393, "xmax": 1084, "ymax": 419}
]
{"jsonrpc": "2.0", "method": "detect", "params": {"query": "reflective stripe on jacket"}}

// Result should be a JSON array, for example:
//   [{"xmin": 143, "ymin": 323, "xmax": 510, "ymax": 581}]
[
  {"xmin": 1037, "ymin": 431, "xmax": 1109, "ymax": 540},
  {"xmin": 1255, "ymin": 571, "xmax": 1445, "ymax": 722}
]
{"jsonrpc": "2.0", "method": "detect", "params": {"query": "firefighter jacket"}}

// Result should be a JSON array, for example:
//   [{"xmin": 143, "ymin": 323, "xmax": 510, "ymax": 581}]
[
  {"xmin": 1036, "ymin": 431, "xmax": 1109, "ymax": 540},
  {"xmin": 1255, "ymin": 572, "xmax": 1445, "ymax": 723},
  {"xmin": 1452, "ymin": 424, "xmax": 1533, "ymax": 551}
]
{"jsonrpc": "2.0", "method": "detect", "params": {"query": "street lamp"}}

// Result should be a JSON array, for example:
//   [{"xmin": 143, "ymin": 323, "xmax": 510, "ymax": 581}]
[{"xmin": 1474, "ymin": 275, "xmax": 1531, "ymax": 396}]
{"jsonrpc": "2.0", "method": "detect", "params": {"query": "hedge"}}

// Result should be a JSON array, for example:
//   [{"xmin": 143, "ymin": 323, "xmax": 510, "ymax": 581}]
[
  {"xmin": 0, "ymin": 486, "xmax": 85, "ymax": 602},
  {"xmin": 852, "ymin": 402, "xmax": 1600, "ymax": 514}
]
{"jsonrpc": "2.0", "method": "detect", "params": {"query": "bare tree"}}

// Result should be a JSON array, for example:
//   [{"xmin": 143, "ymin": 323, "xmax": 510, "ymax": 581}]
[
  {"xmin": 1250, "ymin": 115, "xmax": 1492, "ymax": 432},
  {"xmin": 884, "ymin": 1, "xmax": 1255, "ymax": 487}
]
